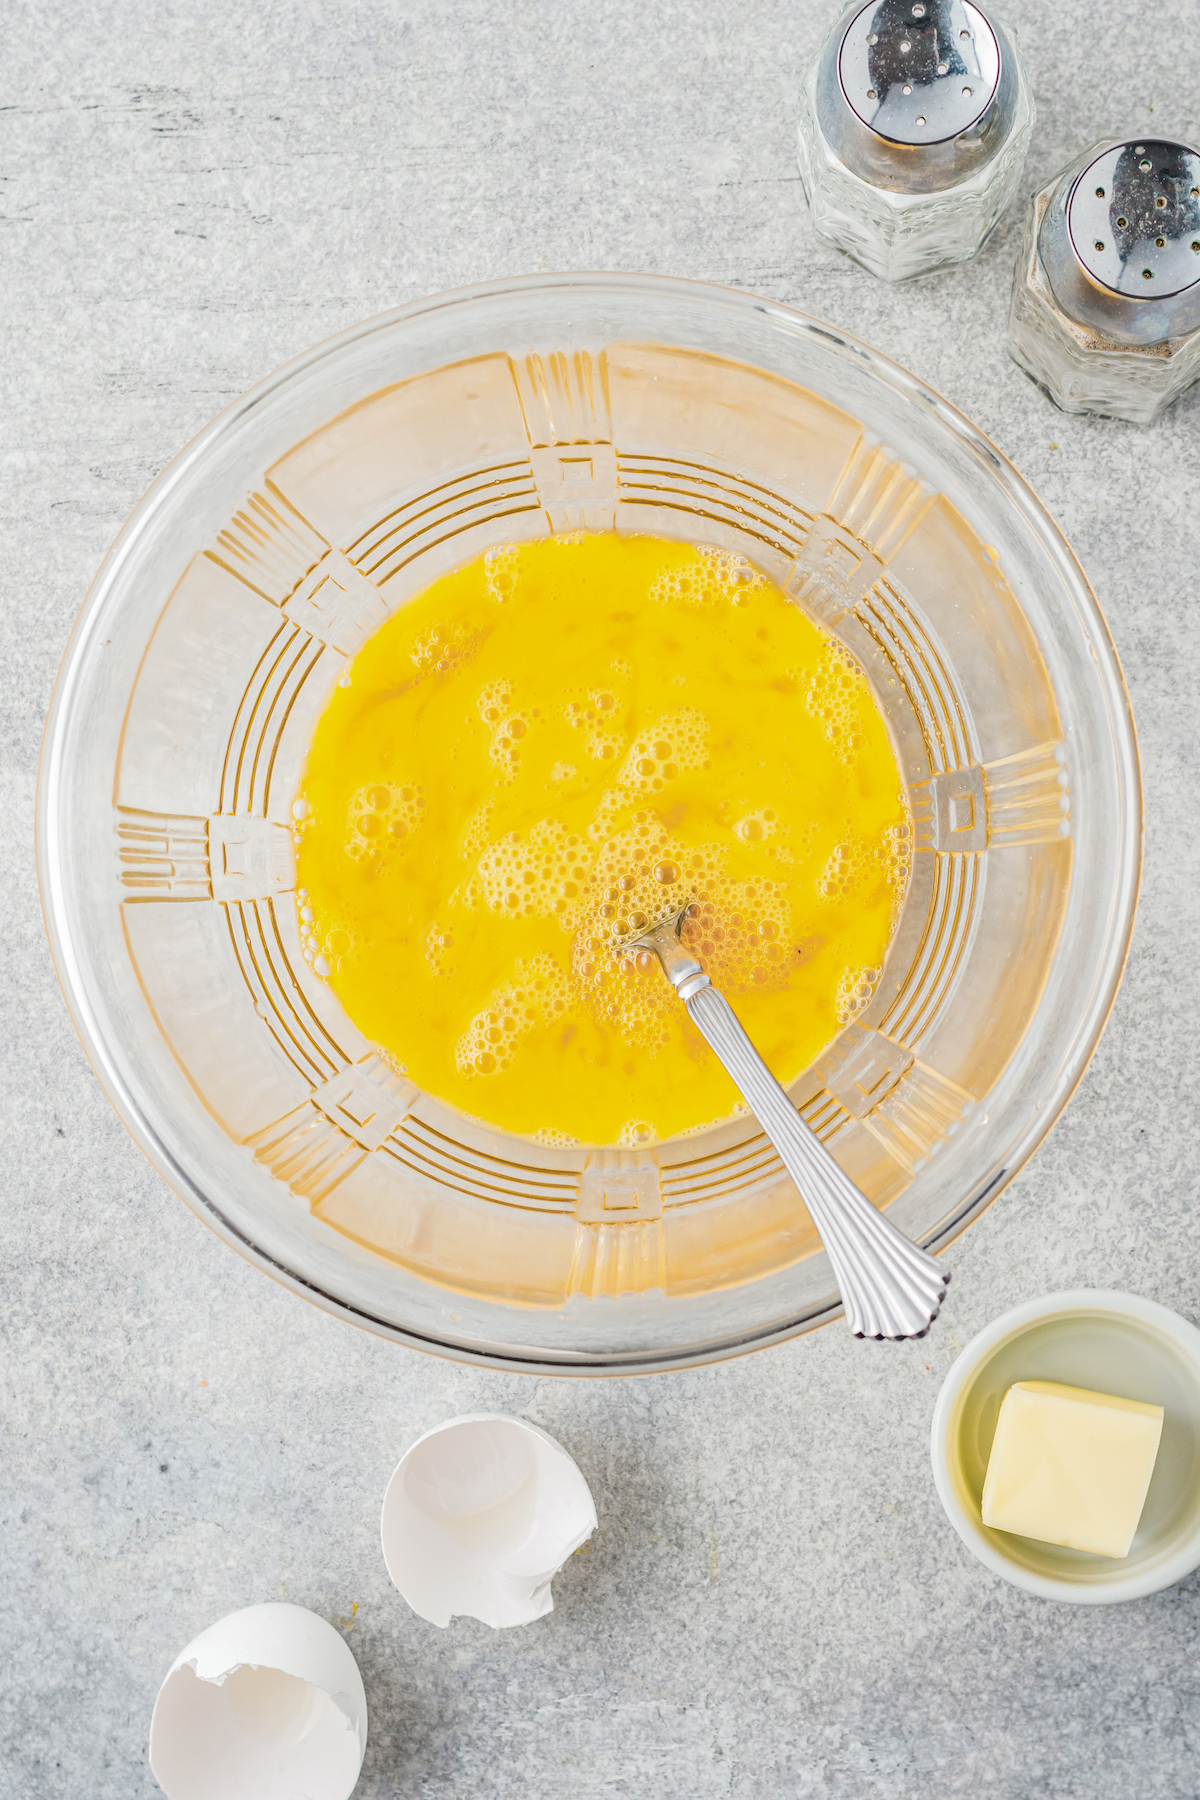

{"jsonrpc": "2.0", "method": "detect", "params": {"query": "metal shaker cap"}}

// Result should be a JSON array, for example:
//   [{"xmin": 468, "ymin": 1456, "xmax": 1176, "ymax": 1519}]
[
  {"xmin": 838, "ymin": 0, "xmax": 999, "ymax": 146},
  {"xmin": 1067, "ymin": 142, "xmax": 1200, "ymax": 300},
  {"xmin": 813, "ymin": 0, "xmax": 1017, "ymax": 194},
  {"xmin": 1039, "ymin": 138, "xmax": 1200, "ymax": 344}
]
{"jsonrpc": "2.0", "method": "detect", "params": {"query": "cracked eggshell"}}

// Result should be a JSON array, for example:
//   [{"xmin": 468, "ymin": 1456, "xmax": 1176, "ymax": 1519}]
[
  {"xmin": 381, "ymin": 1412, "xmax": 597, "ymax": 1629},
  {"xmin": 149, "ymin": 1602, "xmax": 367, "ymax": 1800}
]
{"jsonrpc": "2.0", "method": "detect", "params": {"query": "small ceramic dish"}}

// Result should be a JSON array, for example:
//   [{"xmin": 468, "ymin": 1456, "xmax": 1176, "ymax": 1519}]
[{"xmin": 931, "ymin": 1290, "xmax": 1200, "ymax": 1603}]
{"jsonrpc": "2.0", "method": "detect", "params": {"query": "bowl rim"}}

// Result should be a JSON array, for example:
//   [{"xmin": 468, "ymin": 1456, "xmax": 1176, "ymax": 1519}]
[
  {"xmin": 929, "ymin": 1288, "xmax": 1200, "ymax": 1602},
  {"xmin": 36, "ymin": 270, "xmax": 1143, "ymax": 1373}
]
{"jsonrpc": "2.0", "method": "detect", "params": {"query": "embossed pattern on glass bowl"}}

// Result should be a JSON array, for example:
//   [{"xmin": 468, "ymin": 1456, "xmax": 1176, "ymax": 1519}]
[{"xmin": 38, "ymin": 274, "xmax": 1140, "ymax": 1373}]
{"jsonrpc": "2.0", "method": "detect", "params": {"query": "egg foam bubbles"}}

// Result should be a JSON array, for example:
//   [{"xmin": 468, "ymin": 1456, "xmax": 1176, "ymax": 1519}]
[{"xmin": 293, "ymin": 531, "xmax": 911, "ymax": 1146}]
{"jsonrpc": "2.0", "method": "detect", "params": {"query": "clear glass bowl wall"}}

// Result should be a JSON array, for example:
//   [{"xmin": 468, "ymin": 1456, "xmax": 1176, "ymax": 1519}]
[{"xmin": 38, "ymin": 275, "xmax": 1140, "ymax": 1373}]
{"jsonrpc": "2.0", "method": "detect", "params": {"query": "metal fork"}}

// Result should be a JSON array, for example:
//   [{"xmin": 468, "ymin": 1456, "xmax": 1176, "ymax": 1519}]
[{"xmin": 621, "ymin": 905, "xmax": 948, "ymax": 1339}]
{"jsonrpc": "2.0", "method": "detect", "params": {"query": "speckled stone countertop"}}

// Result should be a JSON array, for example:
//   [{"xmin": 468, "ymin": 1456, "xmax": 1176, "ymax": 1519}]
[{"xmin": 4, "ymin": 3, "xmax": 1200, "ymax": 1795}]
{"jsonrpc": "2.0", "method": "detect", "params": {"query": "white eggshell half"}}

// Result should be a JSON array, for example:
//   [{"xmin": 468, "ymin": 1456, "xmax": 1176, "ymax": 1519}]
[
  {"xmin": 381, "ymin": 1413, "xmax": 597, "ymax": 1628},
  {"xmin": 149, "ymin": 1602, "xmax": 367, "ymax": 1800}
]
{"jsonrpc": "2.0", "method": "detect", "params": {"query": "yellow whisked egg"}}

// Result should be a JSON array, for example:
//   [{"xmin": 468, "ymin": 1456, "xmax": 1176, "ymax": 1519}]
[{"xmin": 293, "ymin": 531, "xmax": 910, "ymax": 1145}]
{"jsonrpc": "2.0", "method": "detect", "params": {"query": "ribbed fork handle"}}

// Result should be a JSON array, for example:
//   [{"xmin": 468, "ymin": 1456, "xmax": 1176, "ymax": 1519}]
[{"xmin": 684, "ymin": 983, "xmax": 948, "ymax": 1339}]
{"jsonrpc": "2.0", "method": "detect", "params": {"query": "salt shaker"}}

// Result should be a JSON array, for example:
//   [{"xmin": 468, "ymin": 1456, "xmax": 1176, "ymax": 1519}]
[
  {"xmin": 796, "ymin": 0, "xmax": 1034, "ymax": 283},
  {"xmin": 1008, "ymin": 137, "xmax": 1200, "ymax": 424}
]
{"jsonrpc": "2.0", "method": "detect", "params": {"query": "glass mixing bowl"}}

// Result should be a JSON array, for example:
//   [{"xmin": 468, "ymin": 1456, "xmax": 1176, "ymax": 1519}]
[{"xmin": 38, "ymin": 274, "xmax": 1140, "ymax": 1373}]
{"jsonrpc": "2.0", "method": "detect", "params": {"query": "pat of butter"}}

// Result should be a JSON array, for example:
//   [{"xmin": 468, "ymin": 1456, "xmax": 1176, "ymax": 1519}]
[{"xmin": 981, "ymin": 1380, "xmax": 1164, "ymax": 1559}]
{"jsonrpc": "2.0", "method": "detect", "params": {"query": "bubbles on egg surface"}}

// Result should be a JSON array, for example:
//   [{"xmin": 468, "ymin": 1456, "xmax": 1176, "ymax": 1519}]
[
  {"xmin": 478, "ymin": 676, "xmax": 512, "ymax": 725},
  {"xmin": 475, "ymin": 820, "xmax": 593, "ymax": 920},
  {"xmin": 295, "ymin": 531, "xmax": 914, "ymax": 1141},
  {"xmin": 484, "ymin": 543, "xmax": 519, "ymax": 603},
  {"xmin": 291, "ymin": 795, "xmax": 314, "ymax": 846},
  {"xmin": 678, "ymin": 1113, "xmax": 732, "ymax": 1137},
  {"xmin": 649, "ymin": 545, "xmax": 768, "ymax": 609},
  {"xmin": 802, "ymin": 642, "xmax": 870, "ymax": 759},
  {"xmin": 563, "ymin": 686, "xmax": 628, "ymax": 764},
  {"xmin": 531, "ymin": 1126, "xmax": 581, "ymax": 1147},
  {"xmin": 837, "ymin": 962, "xmax": 883, "ymax": 1026},
  {"xmin": 563, "ymin": 817, "xmax": 795, "ymax": 1050},
  {"xmin": 884, "ymin": 820, "xmax": 912, "ymax": 878},
  {"xmin": 568, "ymin": 943, "xmax": 673, "ymax": 1054},
  {"xmin": 456, "ymin": 953, "xmax": 569, "ymax": 1077},
  {"xmin": 817, "ymin": 815, "xmax": 911, "ymax": 913},
  {"xmin": 345, "ymin": 781, "xmax": 424, "ymax": 862},
  {"xmin": 462, "ymin": 807, "xmax": 790, "ymax": 1057},
  {"xmin": 818, "ymin": 836, "xmax": 866, "ymax": 901},
  {"xmin": 675, "ymin": 873, "xmax": 792, "ymax": 996},
  {"xmin": 617, "ymin": 1119, "xmax": 657, "ymax": 1147},
  {"xmin": 564, "ymin": 689, "xmax": 616, "ymax": 724},
  {"xmin": 617, "ymin": 708, "xmax": 709, "ymax": 796},
  {"xmin": 581, "ymin": 707, "xmax": 711, "ymax": 847},
  {"xmin": 425, "ymin": 922, "xmax": 455, "ymax": 977},
  {"xmin": 478, "ymin": 677, "xmax": 533, "ymax": 781},
  {"xmin": 464, "ymin": 813, "xmax": 766, "ymax": 1051},
  {"xmin": 449, "ymin": 872, "xmax": 483, "ymax": 912},
  {"xmin": 735, "ymin": 807, "xmax": 778, "ymax": 844},
  {"xmin": 460, "ymin": 798, "xmax": 495, "ymax": 860},
  {"xmin": 295, "ymin": 891, "xmax": 356, "ymax": 979},
  {"xmin": 881, "ymin": 820, "xmax": 913, "ymax": 928},
  {"xmin": 411, "ymin": 618, "xmax": 485, "ymax": 675}
]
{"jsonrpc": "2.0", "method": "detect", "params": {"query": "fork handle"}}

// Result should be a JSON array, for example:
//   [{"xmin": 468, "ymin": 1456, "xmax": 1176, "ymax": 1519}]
[{"xmin": 676, "ymin": 968, "xmax": 948, "ymax": 1339}]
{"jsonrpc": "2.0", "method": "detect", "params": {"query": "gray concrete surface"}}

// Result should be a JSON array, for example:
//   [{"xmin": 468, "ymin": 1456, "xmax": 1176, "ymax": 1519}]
[{"xmin": 4, "ymin": 2, "xmax": 1200, "ymax": 1794}]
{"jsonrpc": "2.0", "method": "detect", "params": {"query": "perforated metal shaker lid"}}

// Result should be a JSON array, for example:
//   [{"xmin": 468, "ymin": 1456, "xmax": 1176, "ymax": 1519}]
[
  {"xmin": 1039, "ymin": 138, "xmax": 1200, "ymax": 345},
  {"xmin": 838, "ymin": 0, "xmax": 999, "ymax": 146},
  {"xmin": 813, "ymin": 0, "xmax": 1017, "ymax": 194}
]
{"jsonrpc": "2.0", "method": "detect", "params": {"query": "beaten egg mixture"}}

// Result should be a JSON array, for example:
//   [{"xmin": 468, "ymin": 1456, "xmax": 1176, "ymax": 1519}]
[{"xmin": 293, "ymin": 532, "xmax": 910, "ymax": 1145}]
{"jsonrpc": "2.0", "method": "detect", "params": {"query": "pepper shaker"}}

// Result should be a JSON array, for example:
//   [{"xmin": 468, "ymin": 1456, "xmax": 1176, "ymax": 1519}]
[
  {"xmin": 796, "ymin": 0, "xmax": 1034, "ymax": 282},
  {"xmin": 1008, "ymin": 137, "xmax": 1200, "ymax": 424}
]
